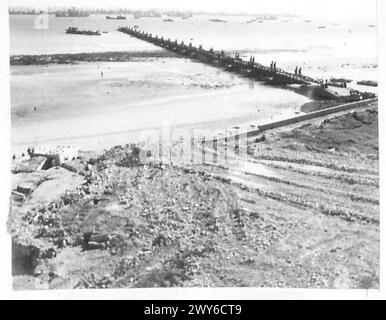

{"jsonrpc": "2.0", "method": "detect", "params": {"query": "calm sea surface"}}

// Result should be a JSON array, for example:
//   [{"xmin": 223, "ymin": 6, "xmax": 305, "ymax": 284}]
[{"xmin": 9, "ymin": 14, "xmax": 377, "ymax": 83}]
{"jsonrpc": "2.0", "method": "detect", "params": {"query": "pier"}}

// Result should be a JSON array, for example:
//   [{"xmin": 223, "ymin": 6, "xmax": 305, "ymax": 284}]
[{"xmin": 118, "ymin": 26, "xmax": 321, "ymax": 86}]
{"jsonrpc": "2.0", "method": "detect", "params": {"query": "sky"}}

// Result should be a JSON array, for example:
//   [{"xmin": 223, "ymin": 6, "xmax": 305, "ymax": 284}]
[{"xmin": 9, "ymin": 0, "xmax": 377, "ymax": 20}]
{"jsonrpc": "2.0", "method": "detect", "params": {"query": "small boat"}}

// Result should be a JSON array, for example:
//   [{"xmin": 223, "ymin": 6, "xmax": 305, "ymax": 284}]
[{"xmin": 163, "ymin": 19, "xmax": 174, "ymax": 22}]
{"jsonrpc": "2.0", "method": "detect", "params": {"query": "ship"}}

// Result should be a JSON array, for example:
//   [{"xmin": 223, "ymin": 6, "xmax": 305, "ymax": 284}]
[
  {"xmin": 133, "ymin": 11, "xmax": 162, "ymax": 19},
  {"xmin": 209, "ymin": 18, "xmax": 227, "ymax": 23},
  {"xmin": 55, "ymin": 8, "xmax": 90, "ymax": 17},
  {"xmin": 106, "ymin": 15, "xmax": 127, "ymax": 20},
  {"xmin": 65, "ymin": 27, "xmax": 101, "ymax": 36},
  {"xmin": 165, "ymin": 11, "xmax": 193, "ymax": 19}
]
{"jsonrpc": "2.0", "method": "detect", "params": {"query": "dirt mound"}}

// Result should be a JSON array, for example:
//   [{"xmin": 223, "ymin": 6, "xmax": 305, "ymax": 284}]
[
  {"xmin": 10, "ymin": 113, "xmax": 379, "ymax": 289},
  {"xmin": 10, "ymin": 145, "xmax": 246, "ymax": 289}
]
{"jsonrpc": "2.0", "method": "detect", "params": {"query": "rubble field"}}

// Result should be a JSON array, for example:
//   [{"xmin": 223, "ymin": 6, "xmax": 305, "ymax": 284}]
[{"xmin": 9, "ymin": 107, "xmax": 379, "ymax": 290}]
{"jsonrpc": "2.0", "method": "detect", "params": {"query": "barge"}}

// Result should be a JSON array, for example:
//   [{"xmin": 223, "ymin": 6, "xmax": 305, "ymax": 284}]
[{"xmin": 65, "ymin": 27, "xmax": 101, "ymax": 36}]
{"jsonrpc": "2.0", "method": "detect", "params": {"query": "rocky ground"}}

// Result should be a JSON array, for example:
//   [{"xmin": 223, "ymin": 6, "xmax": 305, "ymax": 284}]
[
  {"xmin": 9, "ymin": 107, "xmax": 379, "ymax": 290},
  {"xmin": 9, "ymin": 49, "xmax": 270, "ymax": 66},
  {"xmin": 10, "ymin": 51, "xmax": 178, "ymax": 66}
]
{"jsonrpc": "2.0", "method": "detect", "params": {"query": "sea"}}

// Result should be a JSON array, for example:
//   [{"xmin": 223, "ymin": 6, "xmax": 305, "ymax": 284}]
[{"xmin": 9, "ymin": 13, "xmax": 378, "ymax": 85}]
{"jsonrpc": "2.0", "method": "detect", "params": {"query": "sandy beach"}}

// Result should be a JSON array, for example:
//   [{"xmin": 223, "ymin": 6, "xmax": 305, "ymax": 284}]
[{"xmin": 11, "ymin": 58, "xmax": 309, "ymax": 154}]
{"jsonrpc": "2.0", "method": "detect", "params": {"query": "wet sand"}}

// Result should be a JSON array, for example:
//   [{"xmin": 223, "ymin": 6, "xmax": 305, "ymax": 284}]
[{"xmin": 11, "ymin": 58, "xmax": 309, "ymax": 154}]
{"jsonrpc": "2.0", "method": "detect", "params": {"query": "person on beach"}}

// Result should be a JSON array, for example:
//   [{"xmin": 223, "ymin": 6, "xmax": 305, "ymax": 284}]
[
  {"xmin": 298, "ymin": 67, "xmax": 302, "ymax": 76},
  {"xmin": 274, "ymin": 62, "xmax": 277, "ymax": 73},
  {"xmin": 101, "ymin": 71, "xmax": 104, "ymax": 79},
  {"xmin": 295, "ymin": 66, "xmax": 298, "ymax": 75}
]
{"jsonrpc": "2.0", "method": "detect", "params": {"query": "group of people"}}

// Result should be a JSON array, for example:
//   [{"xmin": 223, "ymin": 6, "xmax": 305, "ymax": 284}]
[
  {"xmin": 27, "ymin": 147, "xmax": 35, "ymax": 157},
  {"xmin": 294, "ymin": 66, "xmax": 302, "ymax": 76},
  {"xmin": 270, "ymin": 61, "xmax": 277, "ymax": 72},
  {"xmin": 12, "ymin": 147, "xmax": 35, "ymax": 161}
]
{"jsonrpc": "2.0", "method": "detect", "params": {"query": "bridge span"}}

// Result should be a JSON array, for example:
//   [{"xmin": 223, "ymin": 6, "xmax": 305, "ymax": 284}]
[{"xmin": 118, "ymin": 26, "xmax": 322, "ymax": 86}]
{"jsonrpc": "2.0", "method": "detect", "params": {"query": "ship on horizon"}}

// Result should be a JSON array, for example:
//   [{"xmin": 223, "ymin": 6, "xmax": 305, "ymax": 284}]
[
  {"xmin": 55, "ymin": 7, "xmax": 90, "ymax": 17},
  {"xmin": 106, "ymin": 15, "xmax": 127, "ymax": 20},
  {"xmin": 133, "ymin": 10, "xmax": 162, "ymax": 19}
]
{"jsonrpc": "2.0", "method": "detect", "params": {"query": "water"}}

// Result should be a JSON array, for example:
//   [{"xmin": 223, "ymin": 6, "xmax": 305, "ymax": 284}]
[
  {"xmin": 9, "ymin": 14, "xmax": 377, "ymax": 84},
  {"xmin": 9, "ymin": 13, "xmax": 378, "ymax": 152}
]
